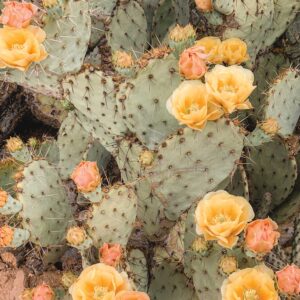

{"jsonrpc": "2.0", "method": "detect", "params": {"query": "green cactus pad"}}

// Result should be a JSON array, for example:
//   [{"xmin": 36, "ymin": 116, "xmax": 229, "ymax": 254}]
[
  {"xmin": 246, "ymin": 137, "xmax": 297, "ymax": 209},
  {"xmin": 87, "ymin": 184, "xmax": 137, "ymax": 247},
  {"xmin": 263, "ymin": 69, "xmax": 300, "ymax": 137},
  {"xmin": 17, "ymin": 160, "xmax": 73, "ymax": 247},
  {"xmin": 106, "ymin": 1, "xmax": 148, "ymax": 57},
  {"xmin": 118, "ymin": 55, "xmax": 181, "ymax": 148},
  {"xmin": 57, "ymin": 112, "xmax": 91, "ymax": 179},
  {"xmin": 10, "ymin": 147, "xmax": 32, "ymax": 164},
  {"xmin": 42, "ymin": 0, "xmax": 91, "ymax": 75},
  {"xmin": 251, "ymin": 52, "xmax": 290, "ymax": 116},
  {"xmin": 127, "ymin": 249, "xmax": 148, "ymax": 291},
  {"xmin": 244, "ymin": 127, "xmax": 273, "ymax": 147},
  {"xmin": 149, "ymin": 262, "xmax": 197, "ymax": 299},
  {"xmin": 63, "ymin": 68, "xmax": 127, "ymax": 138},
  {"xmin": 149, "ymin": 118, "xmax": 244, "ymax": 221},
  {"xmin": 36, "ymin": 139, "xmax": 60, "ymax": 165},
  {"xmin": 226, "ymin": 165, "xmax": 249, "ymax": 199},
  {"xmin": 10, "ymin": 228, "xmax": 30, "ymax": 248},
  {"xmin": 0, "ymin": 158, "xmax": 19, "ymax": 194},
  {"xmin": 0, "ymin": 194, "xmax": 22, "ymax": 215}
]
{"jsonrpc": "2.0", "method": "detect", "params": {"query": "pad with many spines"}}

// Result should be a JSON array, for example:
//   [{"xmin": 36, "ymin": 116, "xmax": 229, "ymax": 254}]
[
  {"xmin": 148, "ymin": 118, "xmax": 244, "ymax": 221},
  {"xmin": 63, "ymin": 67, "xmax": 127, "ymax": 138},
  {"xmin": 263, "ymin": 69, "xmax": 300, "ymax": 137},
  {"xmin": 57, "ymin": 112, "xmax": 91, "ymax": 179},
  {"xmin": 246, "ymin": 137, "xmax": 297, "ymax": 209},
  {"xmin": 118, "ymin": 55, "xmax": 181, "ymax": 149},
  {"xmin": 17, "ymin": 160, "xmax": 74, "ymax": 247},
  {"xmin": 106, "ymin": 0, "xmax": 148, "ymax": 57},
  {"xmin": 87, "ymin": 184, "xmax": 137, "ymax": 247}
]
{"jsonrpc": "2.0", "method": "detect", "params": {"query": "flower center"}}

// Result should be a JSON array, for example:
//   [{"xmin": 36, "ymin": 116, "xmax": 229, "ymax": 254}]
[
  {"xmin": 11, "ymin": 43, "xmax": 24, "ymax": 50},
  {"xmin": 212, "ymin": 213, "xmax": 229, "ymax": 224},
  {"xmin": 243, "ymin": 289, "xmax": 259, "ymax": 300},
  {"xmin": 93, "ymin": 287, "xmax": 109, "ymax": 299}
]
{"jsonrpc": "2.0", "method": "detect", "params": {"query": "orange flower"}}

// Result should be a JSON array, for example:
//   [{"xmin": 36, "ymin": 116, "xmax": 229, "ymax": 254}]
[
  {"xmin": 195, "ymin": 190, "xmax": 254, "ymax": 248},
  {"xmin": 115, "ymin": 291, "xmax": 150, "ymax": 300},
  {"xmin": 0, "ymin": 1, "xmax": 38, "ymax": 28},
  {"xmin": 195, "ymin": 0, "xmax": 213, "ymax": 12},
  {"xmin": 71, "ymin": 161, "xmax": 101, "ymax": 193},
  {"xmin": 0, "ymin": 25, "xmax": 48, "ymax": 71},
  {"xmin": 245, "ymin": 218, "xmax": 280, "ymax": 254},
  {"xmin": 179, "ymin": 45, "xmax": 208, "ymax": 79},
  {"xmin": 0, "ymin": 189, "xmax": 8, "ymax": 208},
  {"xmin": 276, "ymin": 264, "xmax": 300, "ymax": 295},
  {"xmin": 100, "ymin": 243, "xmax": 122, "ymax": 267},
  {"xmin": 166, "ymin": 80, "xmax": 223, "ymax": 130},
  {"xmin": 221, "ymin": 265, "xmax": 278, "ymax": 300},
  {"xmin": 69, "ymin": 263, "xmax": 131, "ymax": 300},
  {"xmin": 0, "ymin": 225, "xmax": 14, "ymax": 247},
  {"xmin": 32, "ymin": 283, "xmax": 54, "ymax": 300}
]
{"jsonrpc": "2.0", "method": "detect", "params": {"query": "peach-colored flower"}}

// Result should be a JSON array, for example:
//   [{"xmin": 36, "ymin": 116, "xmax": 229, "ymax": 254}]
[
  {"xmin": 32, "ymin": 283, "xmax": 54, "ymax": 300},
  {"xmin": 69, "ymin": 263, "xmax": 131, "ymax": 300},
  {"xmin": 276, "ymin": 264, "xmax": 300, "ymax": 295},
  {"xmin": 166, "ymin": 80, "xmax": 223, "ymax": 130},
  {"xmin": 71, "ymin": 161, "xmax": 101, "ymax": 193},
  {"xmin": 220, "ymin": 38, "xmax": 250, "ymax": 65},
  {"xmin": 0, "ymin": 25, "xmax": 48, "ymax": 71},
  {"xmin": 195, "ymin": 36, "xmax": 222, "ymax": 64},
  {"xmin": 115, "ymin": 291, "xmax": 150, "ymax": 300},
  {"xmin": 99, "ymin": 243, "xmax": 122, "ymax": 267},
  {"xmin": 179, "ymin": 45, "xmax": 208, "ymax": 79},
  {"xmin": 195, "ymin": 190, "xmax": 254, "ymax": 248},
  {"xmin": 0, "ymin": 189, "xmax": 8, "ymax": 208},
  {"xmin": 221, "ymin": 265, "xmax": 278, "ymax": 300},
  {"xmin": 0, "ymin": 1, "xmax": 38, "ymax": 28},
  {"xmin": 245, "ymin": 218, "xmax": 280, "ymax": 254},
  {"xmin": 205, "ymin": 65, "xmax": 255, "ymax": 114},
  {"xmin": 0, "ymin": 225, "xmax": 14, "ymax": 247},
  {"xmin": 195, "ymin": 0, "xmax": 213, "ymax": 12}
]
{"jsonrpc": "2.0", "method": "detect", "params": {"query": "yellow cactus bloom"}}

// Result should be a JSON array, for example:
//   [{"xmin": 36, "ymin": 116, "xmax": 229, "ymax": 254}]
[
  {"xmin": 221, "ymin": 265, "xmax": 279, "ymax": 300},
  {"xmin": 0, "ymin": 26, "xmax": 48, "ymax": 71},
  {"xmin": 220, "ymin": 38, "xmax": 250, "ymax": 65},
  {"xmin": 66, "ymin": 227, "xmax": 86, "ymax": 246},
  {"xmin": 139, "ymin": 150, "xmax": 154, "ymax": 167},
  {"xmin": 195, "ymin": 0, "xmax": 213, "ymax": 12},
  {"xmin": 69, "ymin": 263, "xmax": 131, "ymax": 300},
  {"xmin": 166, "ymin": 80, "xmax": 223, "ymax": 130},
  {"xmin": 195, "ymin": 36, "xmax": 222, "ymax": 64},
  {"xmin": 195, "ymin": 190, "xmax": 254, "ymax": 248},
  {"xmin": 191, "ymin": 236, "xmax": 211, "ymax": 253},
  {"xmin": 115, "ymin": 291, "xmax": 150, "ymax": 300},
  {"xmin": 205, "ymin": 65, "xmax": 255, "ymax": 114}
]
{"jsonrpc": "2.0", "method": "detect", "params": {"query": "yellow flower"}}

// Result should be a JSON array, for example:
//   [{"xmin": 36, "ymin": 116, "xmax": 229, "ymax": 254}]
[
  {"xmin": 0, "ymin": 25, "xmax": 48, "ymax": 71},
  {"xmin": 220, "ymin": 38, "xmax": 250, "ymax": 65},
  {"xmin": 221, "ymin": 265, "xmax": 279, "ymax": 300},
  {"xmin": 66, "ymin": 227, "xmax": 86, "ymax": 246},
  {"xmin": 195, "ymin": 36, "xmax": 222, "ymax": 64},
  {"xmin": 69, "ymin": 263, "xmax": 131, "ymax": 300},
  {"xmin": 260, "ymin": 118, "xmax": 279, "ymax": 135},
  {"xmin": 6, "ymin": 136, "xmax": 23, "ymax": 152},
  {"xmin": 195, "ymin": 190, "xmax": 254, "ymax": 248},
  {"xmin": 166, "ymin": 80, "xmax": 223, "ymax": 130},
  {"xmin": 205, "ymin": 65, "xmax": 256, "ymax": 114}
]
